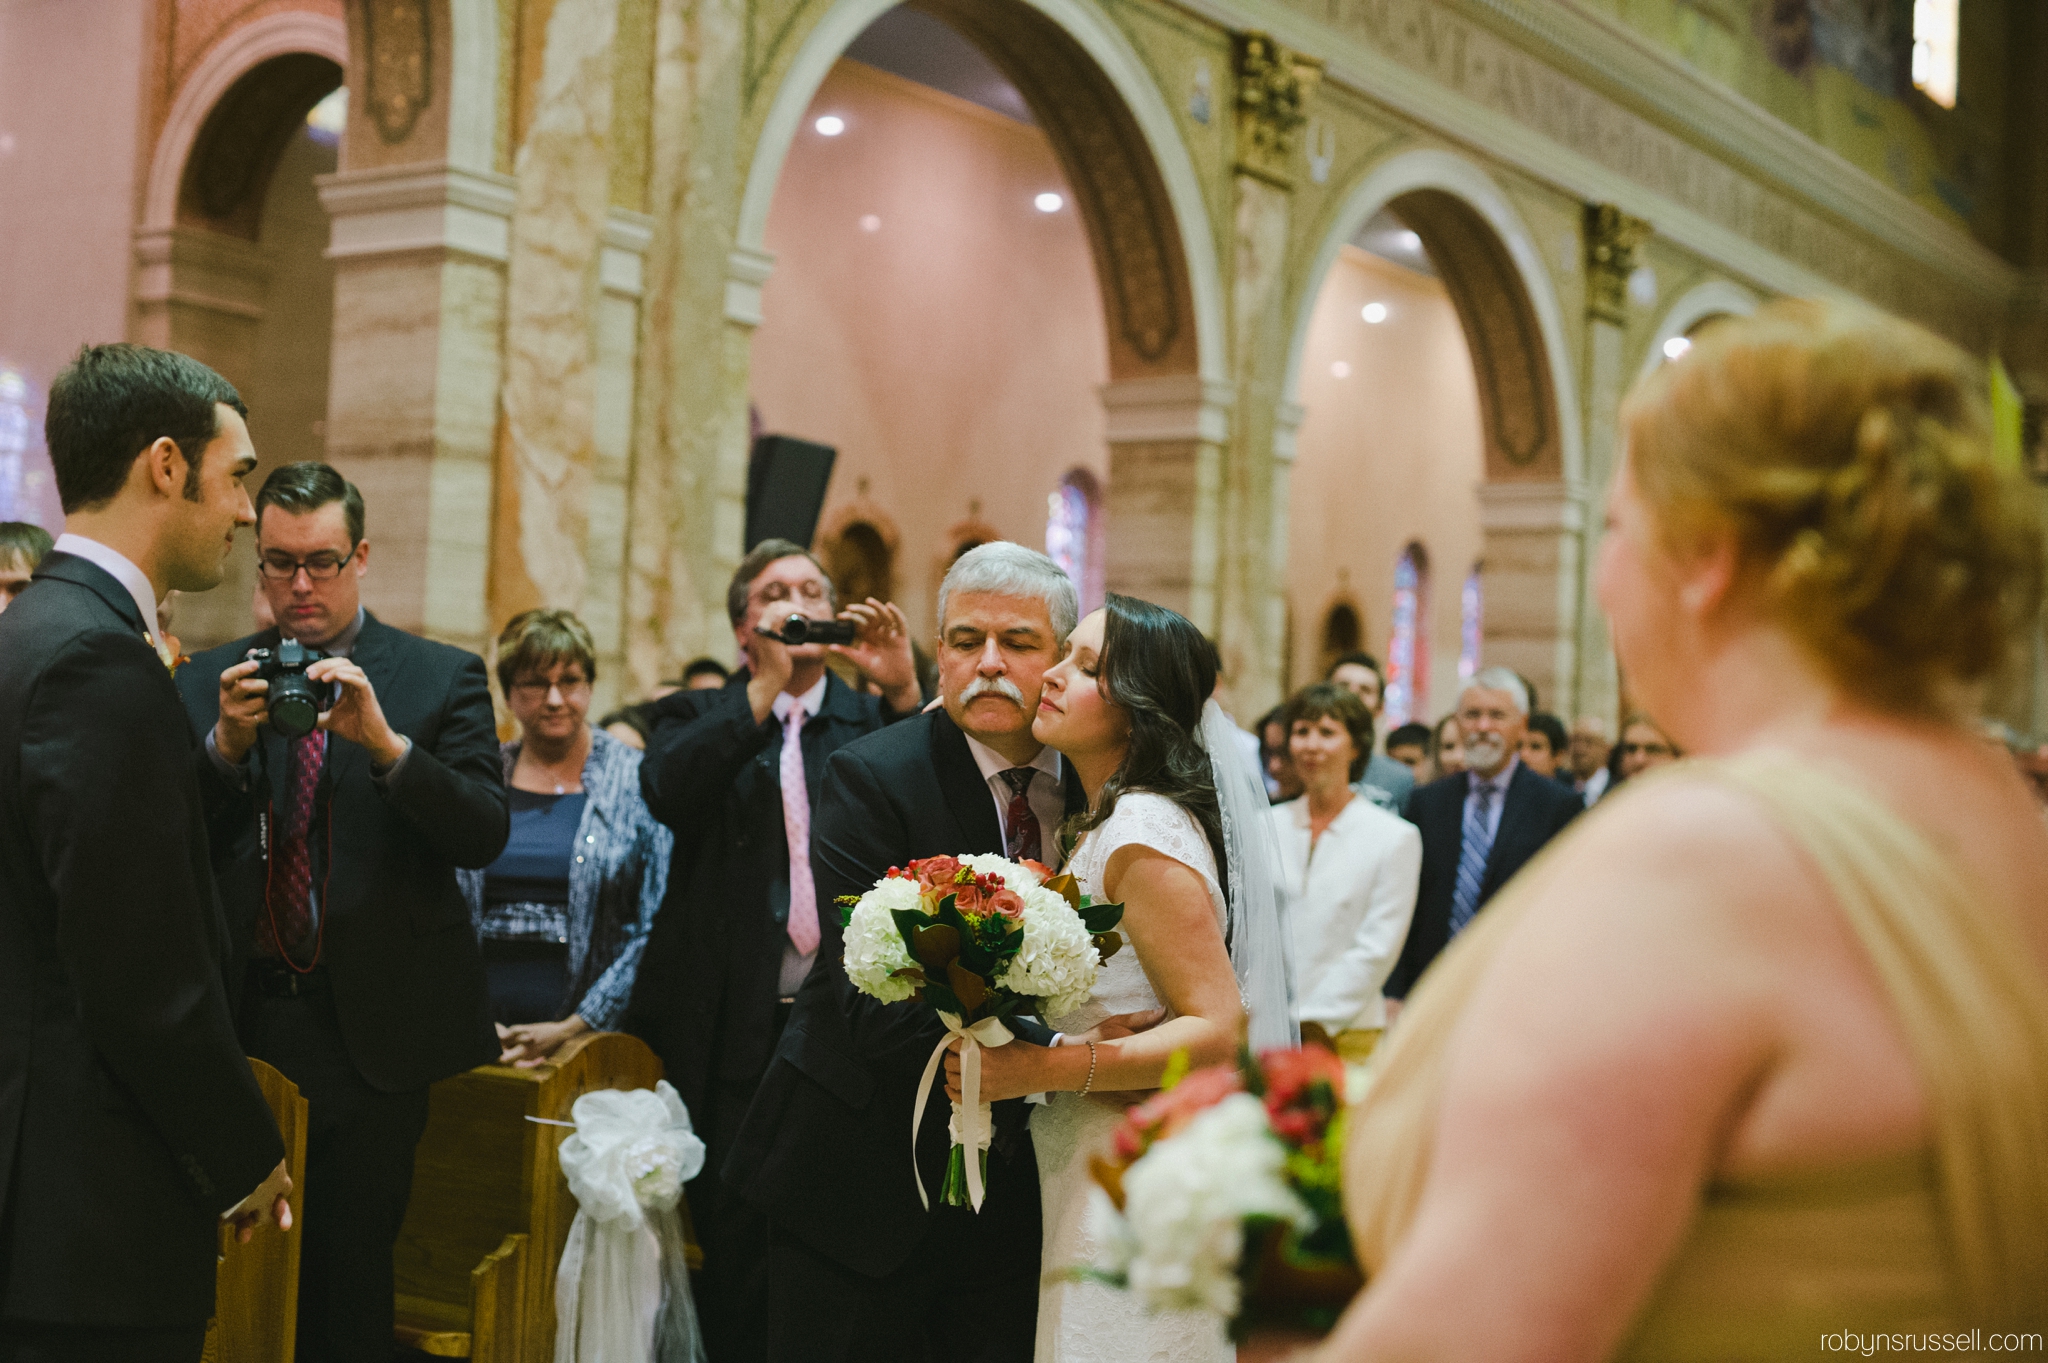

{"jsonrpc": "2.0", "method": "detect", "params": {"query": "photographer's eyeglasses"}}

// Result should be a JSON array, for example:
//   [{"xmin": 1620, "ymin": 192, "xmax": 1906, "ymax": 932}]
[
  {"xmin": 259, "ymin": 546, "xmax": 359, "ymax": 582},
  {"xmin": 751, "ymin": 578, "xmax": 828, "ymax": 607}
]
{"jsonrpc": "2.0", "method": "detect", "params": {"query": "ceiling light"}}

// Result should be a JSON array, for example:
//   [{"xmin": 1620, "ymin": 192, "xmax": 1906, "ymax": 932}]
[
  {"xmin": 1361, "ymin": 302, "xmax": 1388, "ymax": 324},
  {"xmin": 1035, "ymin": 192, "xmax": 1064, "ymax": 213},
  {"xmin": 1662, "ymin": 336, "xmax": 1692, "ymax": 360},
  {"xmin": 815, "ymin": 115, "xmax": 845, "ymax": 136},
  {"xmin": 1396, "ymin": 230, "xmax": 1421, "ymax": 251},
  {"xmin": 859, "ymin": 214, "xmax": 881, "ymax": 233},
  {"xmin": 1331, "ymin": 361, "xmax": 1352, "ymax": 378}
]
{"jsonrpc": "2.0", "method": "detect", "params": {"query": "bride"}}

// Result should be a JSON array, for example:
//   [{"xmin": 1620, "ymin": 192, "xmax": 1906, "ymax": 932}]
[{"xmin": 945, "ymin": 592, "xmax": 1293, "ymax": 1363}]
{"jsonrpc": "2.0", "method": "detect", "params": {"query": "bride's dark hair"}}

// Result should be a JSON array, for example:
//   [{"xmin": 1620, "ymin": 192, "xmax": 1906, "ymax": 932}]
[{"xmin": 1062, "ymin": 594, "xmax": 1227, "ymax": 885}]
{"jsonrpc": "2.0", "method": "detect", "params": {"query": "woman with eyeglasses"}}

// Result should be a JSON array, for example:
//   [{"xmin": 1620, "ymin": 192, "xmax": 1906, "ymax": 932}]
[
  {"xmin": 1613, "ymin": 712, "xmax": 1680, "ymax": 786},
  {"xmin": 457, "ymin": 609, "xmax": 672, "ymax": 1065}
]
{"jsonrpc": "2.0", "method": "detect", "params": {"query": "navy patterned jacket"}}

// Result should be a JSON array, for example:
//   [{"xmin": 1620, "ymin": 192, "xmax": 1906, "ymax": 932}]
[{"xmin": 457, "ymin": 726, "xmax": 671, "ymax": 1029}]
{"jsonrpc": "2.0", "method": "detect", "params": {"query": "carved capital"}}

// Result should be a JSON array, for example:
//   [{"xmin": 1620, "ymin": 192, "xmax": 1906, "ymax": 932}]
[
  {"xmin": 1234, "ymin": 33, "xmax": 1321, "ymax": 189},
  {"xmin": 363, "ymin": 0, "xmax": 431, "ymax": 144},
  {"xmin": 1584, "ymin": 203, "xmax": 1651, "ymax": 325}
]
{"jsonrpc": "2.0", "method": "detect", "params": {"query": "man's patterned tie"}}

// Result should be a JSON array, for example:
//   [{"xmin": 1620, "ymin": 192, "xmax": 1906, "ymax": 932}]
[
  {"xmin": 1448, "ymin": 778, "xmax": 1496, "ymax": 937},
  {"xmin": 268, "ymin": 729, "xmax": 327, "ymax": 964},
  {"xmin": 1000, "ymin": 768, "xmax": 1041, "ymax": 865}
]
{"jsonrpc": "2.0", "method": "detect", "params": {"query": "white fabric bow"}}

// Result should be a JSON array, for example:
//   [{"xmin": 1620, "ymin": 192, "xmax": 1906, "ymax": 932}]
[
  {"xmin": 554, "ymin": 1081, "xmax": 708, "ymax": 1363},
  {"xmin": 911, "ymin": 1011, "xmax": 1015, "ymax": 1211}
]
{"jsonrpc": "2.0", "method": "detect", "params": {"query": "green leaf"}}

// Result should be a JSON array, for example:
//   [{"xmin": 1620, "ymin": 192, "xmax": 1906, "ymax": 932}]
[
  {"xmin": 889, "ymin": 907, "xmax": 934, "ymax": 953},
  {"xmin": 921, "ymin": 981, "xmax": 964, "ymax": 1016},
  {"xmin": 1080, "ymin": 898, "xmax": 1126, "ymax": 933}
]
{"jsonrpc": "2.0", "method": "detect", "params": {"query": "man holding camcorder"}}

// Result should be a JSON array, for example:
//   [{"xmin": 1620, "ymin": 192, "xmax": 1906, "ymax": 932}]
[
  {"xmin": 625, "ymin": 536, "xmax": 921, "ymax": 1363},
  {"xmin": 176, "ymin": 461, "xmax": 508, "ymax": 1363}
]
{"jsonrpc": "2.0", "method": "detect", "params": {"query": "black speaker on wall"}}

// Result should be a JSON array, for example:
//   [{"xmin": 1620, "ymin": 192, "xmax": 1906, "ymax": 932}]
[{"xmin": 744, "ymin": 436, "xmax": 837, "ymax": 552}]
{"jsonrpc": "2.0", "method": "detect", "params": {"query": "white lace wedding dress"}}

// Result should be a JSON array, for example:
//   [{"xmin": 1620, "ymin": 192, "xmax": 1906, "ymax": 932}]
[{"xmin": 1032, "ymin": 792, "xmax": 1234, "ymax": 1363}]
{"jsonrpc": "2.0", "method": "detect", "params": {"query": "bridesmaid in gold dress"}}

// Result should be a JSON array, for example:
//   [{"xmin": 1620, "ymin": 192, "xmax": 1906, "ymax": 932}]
[{"xmin": 1305, "ymin": 300, "xmax": 2048, "ymax": 1360}]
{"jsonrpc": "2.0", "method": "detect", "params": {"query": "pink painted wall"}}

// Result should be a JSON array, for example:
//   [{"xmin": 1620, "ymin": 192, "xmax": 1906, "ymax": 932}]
[
  {"xmin": 1287, "ymin": 246, "xmax": 1484, "ymax": 723},
  {"xmin": 751, "ymin": 58, "xmax": 1109, "ymax": 639},
  {"xmin": 0, "ymin": 0, "xmax": 152, "ymax": 528}
]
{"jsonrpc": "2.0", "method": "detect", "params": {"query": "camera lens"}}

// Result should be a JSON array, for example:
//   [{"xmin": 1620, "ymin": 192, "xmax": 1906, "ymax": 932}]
[{"xmin": 269, "ymin": 676, "xmax": 322, "ymax": 739}]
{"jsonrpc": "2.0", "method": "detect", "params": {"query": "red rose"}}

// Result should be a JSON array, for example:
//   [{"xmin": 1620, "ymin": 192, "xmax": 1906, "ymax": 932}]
[
  {"xmin": 986, "ymin": 887, "xmax": 1026, "ymax": 920},
  {"xmin": 1110, "ymin": 1063, "xmax": 1242, "ymax": 1163},
  {"xmin": 913, "ymin": 856, "xmax": 963, "ymax": 894},
  {"xmin": 951, "ymin": 878, "xmax": 984, "ymax": 917}
]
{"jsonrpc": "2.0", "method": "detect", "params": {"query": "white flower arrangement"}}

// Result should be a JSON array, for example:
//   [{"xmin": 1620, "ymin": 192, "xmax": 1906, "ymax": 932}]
[
  {"xmin": 995, "ymin": 884, "xmax": 1102, "ymax": 1022},
  {"xmin": 840, "ymin": 874, "xmax": 923, "ymax": 1003}
]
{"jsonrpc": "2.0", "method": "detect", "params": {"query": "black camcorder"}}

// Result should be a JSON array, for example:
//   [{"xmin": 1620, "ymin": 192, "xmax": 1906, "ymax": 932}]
[
  {"xmin": 756, "ymin": 612, "xmax": 858, "ymax": 647},
  {"xmin": 245, "ymin": 639, "xmax": 336, "ymax": 739}
]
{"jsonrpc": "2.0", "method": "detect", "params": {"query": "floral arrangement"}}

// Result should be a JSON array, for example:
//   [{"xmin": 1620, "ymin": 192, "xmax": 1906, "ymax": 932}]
[
  {"xmin": 1083, "ymin": 1040, "xmax": 1363, "ymax": 1339},
  {"xmin": 839, "ymin": 853, "xmax": 1124, "ymax": 1209}
]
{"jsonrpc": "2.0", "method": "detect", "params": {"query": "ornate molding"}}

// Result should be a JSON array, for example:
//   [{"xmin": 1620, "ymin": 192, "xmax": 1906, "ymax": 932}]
[
  {"xmin": 1477, "ymin": 479, "xmax": 1588, "ymax": 534},
  {"xmin": 1233, "ymin": 33, "xmax": 1320, "ymax": 189},
  {"xmin": 1584, "ymin": 203, "xmax": 1651, "ymax": 326},
  {"xmin": 1099, "ymin": 376, "xmax": 1235, "ymax": 444},
  {"xmin": 316, "ymin": 163, "xmax": 518, "ymax": 262},
  {"xmin": 723, "ymin": 245, "xmax": 777, "ymax": 326},
  {"xmin": 363, "ymin": 0, "xmax": 432, "ymax": 144}
]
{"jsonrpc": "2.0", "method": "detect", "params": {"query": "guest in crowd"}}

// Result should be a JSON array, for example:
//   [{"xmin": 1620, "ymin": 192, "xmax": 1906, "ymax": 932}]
[
  {"xmin": 0, "ymin": 520, "xmax": 53, "ymax": 613},
  {"xmin": 1519, "ymin": 711, "xmax": 1570, "ymax": 781},
  {"xmin": 1430, "ymin": 712, "xmax": 1466, "ymax": 777},
  {"xmin": 625, "ymin": 538, "xmax": 922, "ymax": 1362},
  {"xmin": 1269, "ymin": 683, "xmax": 1421, "ymax": 1063},
  {"xmin": 1326, "ymin": 651, "xmax": 1416, "ymax": 812},
  {"xmin": 1258, "ymin": 704, "xmax": 1303, "ymax": 802},
  {"xmin": 457, "ymin": 609, "xmax": 670, "ymax": 1066},
  {"xmin": 1321, "ymin": 300, "xmax": 2048, "ymax": 1358},
  {"xmin": 1, "ymin": 344, "xmax": 289, "ymax": 1360},
  {"xmin": 180, "ymin": 462, "xmax": 507, "ymax": 1363},
  {"xmin": 1386, "ymin": 668, "xmax": 1581, "ymax": 1001},
  {"xmin": 684, "ymin": 655, "xmax": 732, "ymax": 690},
  {"xmin": 599, "ymin": 659, "xmax": 728, "ymax": 749},
  {"xmin": 1384, "ymin": 721, "xmax": 1433, "ymax": 782},
  {"xmin": 1567, "ymin": 714, "xmax": 1613, "ymax": 804},
  {"xmin": 1615, "ymin": 712, "xmax": 1681, "ymax": 786}
]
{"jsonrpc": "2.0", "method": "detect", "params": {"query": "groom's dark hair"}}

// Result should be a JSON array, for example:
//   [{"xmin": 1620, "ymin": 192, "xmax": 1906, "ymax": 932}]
[
  {"xmin": 1059, "ymin": 593, "xmax": 1226, "ymax": 888},
  {"xmin": 45, "ymin": 343, "xmax": 245, "ymax": 513}
]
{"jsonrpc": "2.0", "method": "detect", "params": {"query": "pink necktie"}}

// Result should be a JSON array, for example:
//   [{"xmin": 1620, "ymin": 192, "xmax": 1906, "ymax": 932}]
[{"xmin": 781, "ymin": 706, "xmax": 820, "ymax": 956}]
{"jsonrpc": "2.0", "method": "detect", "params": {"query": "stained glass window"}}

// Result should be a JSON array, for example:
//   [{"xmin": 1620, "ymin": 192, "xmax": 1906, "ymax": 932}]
[
  {"xmin": 0, "ymin": 366, "xmax": 39, "ymax": 523},
  {"xmin": 1045, "ymin": 469, "xmax": 1104, "ymax": 611},
  {"xmin": 1384, "ymin": 544, "xmax": 1429, "ymax": 727},
  {"xmin": 1459, "ymin": 565, "xmax": 1483, "ymax": 683}
]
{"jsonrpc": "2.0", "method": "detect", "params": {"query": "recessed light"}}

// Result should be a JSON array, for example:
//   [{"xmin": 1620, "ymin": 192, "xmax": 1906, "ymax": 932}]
[
  {"xmin": 859, "ymin": 214, "xmax": 881, "ymax": 233},
  {"xmin": 1362, "ymin": 302, "xmax": 1388, "ymax": 324},
  {"xmin": 1396, "ymin": 230, "xmax": 1421, "ymax": 252},
  {"xmin": 1034, "ymin": 192, "xmax": 1064, "ymax": 213},
  {"xmin": 1331, "ymin": 361, "xmax": 1352, "ymax": 378},
  {"xmin": 1662, "ymin": 336, "xmax": 1692, "ymax": 360},
  {"xmin": 815, "ymin": 115, "xmax": 845, "ymax": 136}
]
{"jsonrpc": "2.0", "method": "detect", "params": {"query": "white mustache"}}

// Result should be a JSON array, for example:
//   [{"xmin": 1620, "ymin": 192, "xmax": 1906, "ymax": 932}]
[
  {"xmin": 1464, "ymin": 733, "xmax": 1508, "ymax": 765},
  {"xmin": 960, "ymin": 675, "xmax": 1026, "ymax": 706}
]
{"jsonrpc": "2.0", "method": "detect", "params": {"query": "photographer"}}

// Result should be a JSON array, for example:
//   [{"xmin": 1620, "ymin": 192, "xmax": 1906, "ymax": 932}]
[
  {"xmin": 176, "ymin": 462, "xmax": 506, "ymax": 1363},
  {"xmin": 625, "ymin": 537, "xmax": 919, "ymax": 1362}
]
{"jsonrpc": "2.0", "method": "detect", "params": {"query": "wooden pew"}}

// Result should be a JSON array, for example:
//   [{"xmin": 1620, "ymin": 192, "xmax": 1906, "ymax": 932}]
[
  {"xmin": 392, "ymin": 1031, "xmax": 680, "ymax": 1362},
  {"xmin": 203, "ymin": 1058, "xmax": 309, "ymax": 1363}
]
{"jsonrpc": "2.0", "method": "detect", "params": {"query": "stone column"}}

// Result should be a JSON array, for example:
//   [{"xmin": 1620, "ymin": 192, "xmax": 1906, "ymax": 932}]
[
  {"xmin": 1570, "ymin": 202, "xmax": 1649, "ymax": 724},
  {"xmin": 1100, "ymin": 374, "xmax": 1234, "ymax": 621},
  {"xmin": 130, "ymin": 228, "xmax": 275, "ymax": 386},
  {"xmin": 1213, "ymin": 33, "xmax": 1319, "ymax": 719},
  {"xmin": 1478, "ymin": 481, "xmax": 1586, "ymax": 714},
  {"xmin": 317, "ymin": 163, "xmax": 516, "ymax": 653}
]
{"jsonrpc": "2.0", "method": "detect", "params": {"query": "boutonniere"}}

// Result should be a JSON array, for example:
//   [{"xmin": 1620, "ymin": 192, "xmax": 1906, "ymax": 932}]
[{"xmin": 145, "ymin": 631, "xmax": 187, "ymax": 676}]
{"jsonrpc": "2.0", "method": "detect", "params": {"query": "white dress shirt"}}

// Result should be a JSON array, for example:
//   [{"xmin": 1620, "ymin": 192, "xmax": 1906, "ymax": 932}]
[
  {"xmin": 1463, "ymin": 758, "xmax": 1518, "ymax": 839},
  {"xmin": 1269, "ymin": 793, "xmax": 1422, "ymax": 1032},
  {"xmin": 961, "ymin": 732, "xmax": 1064, "ymax": 867},
  {"xmin": 52, "ymin": 534, "xmax": 159, "ymax": 640}
]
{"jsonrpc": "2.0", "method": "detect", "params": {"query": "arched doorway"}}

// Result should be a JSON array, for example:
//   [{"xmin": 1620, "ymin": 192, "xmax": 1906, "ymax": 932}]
[
  {"xmin": 1282, "ymin": 149, "xmax": 1581, "ymax": 725},
  {"xmin": 1638, "ymin": 280, "xmax": 1760, "ymax": 384},
  {"xmin": 135, "ymin": 21, "xmax": 348, "ymax": 649},
  {"xmin": 733, "ymin": 0, "xmax": 1221, "ymax": 639}
]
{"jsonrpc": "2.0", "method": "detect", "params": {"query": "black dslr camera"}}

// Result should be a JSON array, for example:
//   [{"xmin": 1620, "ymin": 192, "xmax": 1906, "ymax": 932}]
[
  {"xmin": 757, "ymin": 612, "xmax": 858, "ymax": 646},
  {"xmin": 245, "ymin": 639, "xmax": 336, "ymax": 739}
]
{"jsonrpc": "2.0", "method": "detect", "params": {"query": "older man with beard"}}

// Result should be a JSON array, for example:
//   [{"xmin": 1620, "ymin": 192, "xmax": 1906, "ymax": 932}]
[{"xmin": 1385, "ymin": 666, "xmax": 1582, "ymax": 1003}]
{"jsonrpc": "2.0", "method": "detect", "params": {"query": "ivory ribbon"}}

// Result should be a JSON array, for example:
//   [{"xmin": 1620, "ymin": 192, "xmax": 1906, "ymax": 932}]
[{"xmin": 912, "ymin": 1011, "xmax": 1015, "ymax": 1212}]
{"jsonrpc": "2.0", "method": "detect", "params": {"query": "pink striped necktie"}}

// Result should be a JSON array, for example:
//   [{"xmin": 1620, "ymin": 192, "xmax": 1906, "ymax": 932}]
[{"xmin": 780, "ymin": 705, "xmax": 820, "ymax": 956}]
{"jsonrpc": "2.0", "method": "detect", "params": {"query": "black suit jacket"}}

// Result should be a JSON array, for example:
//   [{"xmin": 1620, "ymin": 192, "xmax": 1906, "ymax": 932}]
[
  {"xmin": 177, "ymin": 615, "xmax": 506, "ymax": 1092},
  {"xmin": 0, "ymin": 553, "xmax": 285, "ymax": 1325},
  {"xmin": 725, "ymin": 707, "xmax": 1084, "ymax": 1276},
  {"xmin": 1386, "ymin": 761, "xmax": 1582, "ymax": 999},
  {"xmin": 624, "ymin": 670, "xmax": 906, "ymax": 1188}
]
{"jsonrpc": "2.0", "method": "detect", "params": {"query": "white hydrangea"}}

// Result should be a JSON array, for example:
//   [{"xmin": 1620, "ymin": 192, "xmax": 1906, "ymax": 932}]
[
  {"xmin": 996, "ymin": 884, "xmax": 1100, "ymax": 1021},
  {"xmin": 842, "ymin": 874, "xmax": 922, "ymax": 1003},
  {"xmin": 1118, "ymin": 1092, "xmax": 1309, "ymax": 1318}
]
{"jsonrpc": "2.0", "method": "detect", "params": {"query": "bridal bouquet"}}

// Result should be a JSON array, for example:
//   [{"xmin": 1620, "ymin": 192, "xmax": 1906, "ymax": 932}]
[
  {"xmin": 838, "ymin": 853, "xmax": 1124, "ymax": 1210},
  {"xmin": 1081, "ymin": 1041, "xmax": 1363, "ymax": 1340}
]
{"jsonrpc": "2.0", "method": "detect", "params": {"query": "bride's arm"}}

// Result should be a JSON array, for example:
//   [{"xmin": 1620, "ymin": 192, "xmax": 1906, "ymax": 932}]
[{"xmin": 948, "ymin": 844, "xmax": 1244, "ymax": 1102}]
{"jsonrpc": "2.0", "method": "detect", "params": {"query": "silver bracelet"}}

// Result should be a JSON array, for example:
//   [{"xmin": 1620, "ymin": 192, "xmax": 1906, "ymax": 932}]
[{"xmin": 1078, "ymin": 1040, "xmax": 1099, "ymax": 1097}]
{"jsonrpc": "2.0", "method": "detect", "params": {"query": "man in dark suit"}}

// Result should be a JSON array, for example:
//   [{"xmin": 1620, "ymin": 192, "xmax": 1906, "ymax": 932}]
[
  {"xmin": 625, "ymin": 538, "xmax": 924, "ymax": 1363},
  {"xmin": 1387, "ymin": 667, "xmax": 1582, "ymax": 1001},
  {"xmin": 177, "ymin": 462, "xmax": 507, "ymax": 1363},
  {"xmin": 729, "ymin": 543, "xmax": 1095, "ymax": 1363},
  {"xmin": 0, "ymin": 344, "xmax": 290, "ymax": 1361}
]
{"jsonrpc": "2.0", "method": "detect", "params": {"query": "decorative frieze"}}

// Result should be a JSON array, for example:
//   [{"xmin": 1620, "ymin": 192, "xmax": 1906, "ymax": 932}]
[
  {"xmin": 364, "ymin": 0, "xmax": 432, "ymax": 144},
  {"xmin": 1233, "ymin": 32, "xmax": 1321, "ymax": 188},
  {"xmin": 1584, "ymin": 203, "xmax": 1650, "ymax": 325}
]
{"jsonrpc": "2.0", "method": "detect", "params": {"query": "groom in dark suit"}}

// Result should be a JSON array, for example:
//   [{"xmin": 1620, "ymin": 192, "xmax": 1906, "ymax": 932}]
[
  {"xmin": 731, "ymin": 544, "xmax": 1088, "ymax": 1363},
  {"xmin": 1387, "ymin": 666, "xmax": 1582, "ymax": 1000},
  {"xmin": 0, "ymin": 345, "xmax": 290, "ymax": 1361}
]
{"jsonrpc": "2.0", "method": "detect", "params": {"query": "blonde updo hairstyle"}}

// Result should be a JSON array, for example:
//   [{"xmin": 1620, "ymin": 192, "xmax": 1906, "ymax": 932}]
[{"xmin": 1621, "ymin": 299, "xmax": 2042, "ymax": 716}]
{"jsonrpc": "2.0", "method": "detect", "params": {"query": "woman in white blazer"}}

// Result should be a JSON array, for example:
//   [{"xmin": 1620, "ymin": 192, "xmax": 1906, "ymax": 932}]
[{"xmin": 1268, "ymin": 683, "xmax": 1422, "ymax": 1061}]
